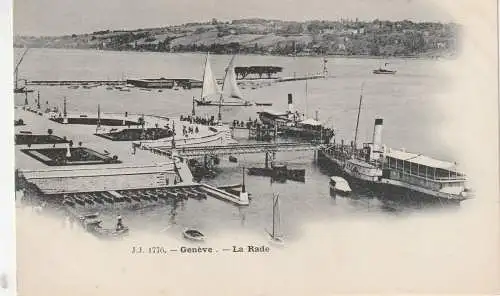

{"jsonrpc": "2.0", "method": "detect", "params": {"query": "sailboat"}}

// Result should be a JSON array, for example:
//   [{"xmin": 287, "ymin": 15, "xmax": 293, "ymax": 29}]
[
  {"xmin": 266, "ymin": 193, "xmax": 285, "ymax": 246},
  {"xmin": 194, "ymin": 53, "xmax": 220, "ymax": 106},
  {"xmin": 195, "ymin": 54, "xmax": 253, "ymax": 107}
]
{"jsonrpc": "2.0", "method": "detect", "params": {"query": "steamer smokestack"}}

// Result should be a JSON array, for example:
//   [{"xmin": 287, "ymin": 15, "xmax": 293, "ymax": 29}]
[
  {"xmin": 287, "ymin": 93, "xmax": 293, "ymax": 113},
  {"xmin": 372, "ymin": 118, "xmax": 383, "ymax": 150}
]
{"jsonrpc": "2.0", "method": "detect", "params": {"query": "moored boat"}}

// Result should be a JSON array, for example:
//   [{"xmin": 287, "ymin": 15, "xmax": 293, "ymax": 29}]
[
  {"xmin": 318, "ymin": 85, "xmax": 470, "ymax": 204},
  {"xmin": 373, "ymin": 63, "xmax": 396, "ymax": 75},
  {"xmin": 247, "ymin": 162, "xmax": 305, "ymax": 182},
  {"xmin": 183, "ymin": 228, "xmax": 206, "ymax": 241},
  {"xmin": 329, "ymin": 176, "xmax": 352, "ymax": 196},
  {"xmin": 79, "ymin": 213, "xmax": 130, "ymax": 238},
  {"xmin": 373, "ymin": 68, "xmax": 397, "ymax": 75}
]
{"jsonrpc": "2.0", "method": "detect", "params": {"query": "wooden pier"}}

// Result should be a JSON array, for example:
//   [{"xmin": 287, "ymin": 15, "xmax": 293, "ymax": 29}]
[{"xmin": 57, "ymin": 183, "xmax": 249, "ymax": 207}]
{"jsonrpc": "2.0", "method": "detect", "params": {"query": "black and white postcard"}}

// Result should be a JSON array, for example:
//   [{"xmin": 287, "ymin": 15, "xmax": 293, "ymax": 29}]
[{"xmin": 2, "ymin": 0, "xmax": 499, "ymax": 295}]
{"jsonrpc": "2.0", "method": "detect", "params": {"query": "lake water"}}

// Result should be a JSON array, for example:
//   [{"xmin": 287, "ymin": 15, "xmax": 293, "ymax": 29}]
[{"xmin": 14, "ymin": 48, "xmax": 498, "ymax": 294}]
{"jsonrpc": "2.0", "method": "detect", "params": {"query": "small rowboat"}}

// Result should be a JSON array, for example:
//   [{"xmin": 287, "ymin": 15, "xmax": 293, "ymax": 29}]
[
  {"xmin": 95, "ymin": 225, "xmax": 129, "ymax": 237},
  {"xmin": 78, "ymin": 213, "xmax": 129, "ymax": 238},
  {"xmin": 329, "ymin": 176, "xmax": 352, "ymax": 196},
  {"xmin": 183, "ymin": 228, "xmax": 206, "ymax": 241},
  {"xmin": 85, "ymin": 219, "xmax": 130, "ymax": 238}
]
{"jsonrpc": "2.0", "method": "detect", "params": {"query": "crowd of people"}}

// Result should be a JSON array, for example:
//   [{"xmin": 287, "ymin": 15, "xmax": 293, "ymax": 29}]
[
  {"xmin": 180, "ymin": 124, "xmax": 199, "ymax": 137},
  {"xmin": 179, "ymin": 114, "xmax": 218, "ymax": 126},
  {"xmin": 232, "ymin": 118, "xmax": 260, "ymax": 129},
  {"xmin": 179, "ymin": 114, "xmax": 262, "ymax": 130}
]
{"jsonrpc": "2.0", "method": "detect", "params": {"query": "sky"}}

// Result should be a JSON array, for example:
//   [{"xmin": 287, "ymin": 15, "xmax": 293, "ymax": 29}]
[{"xmin": 13, "ymin": 0, "xmax": 454, "ymax": 36}]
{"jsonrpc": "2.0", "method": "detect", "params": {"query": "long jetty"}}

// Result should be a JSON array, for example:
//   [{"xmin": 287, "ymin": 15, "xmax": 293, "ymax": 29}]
[
  {"xmin": 27, "ymin": 80, "xmax": 125, "ymax": 86},
  {"xmin": 26, "ymin": 73, "xmax": 325, "ymax": 87},
  {"xmin": 276, "ymin": 74, "xmax": 325, "ymax": 82}
]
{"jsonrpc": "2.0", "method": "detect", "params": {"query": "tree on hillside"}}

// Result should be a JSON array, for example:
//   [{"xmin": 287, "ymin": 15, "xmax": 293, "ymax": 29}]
[{"xmin": 403, "ymin": 32, "xmax": 425, "ymax": 53}]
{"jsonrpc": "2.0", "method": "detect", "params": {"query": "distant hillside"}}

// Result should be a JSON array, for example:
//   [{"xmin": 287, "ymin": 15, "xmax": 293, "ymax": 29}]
[{"xmin": 14, "ymin": 18, "xmax": 460, "ymax": 58}]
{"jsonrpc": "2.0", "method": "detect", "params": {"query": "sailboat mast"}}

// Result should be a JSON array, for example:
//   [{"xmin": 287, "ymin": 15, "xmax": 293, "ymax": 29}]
[
  {"xmin": 200, "ymin": 53, "xmax": 209, "ymax": 100},
  {"xmin": 272, "ymin": 194, "xmax": 276, "ymax": 237},
  {"xmin": 353, "ymin": 83, "xmax": 365, "ymax": 150},
  {"xmin": 97, "ymin": 104, "xmax": 101, "ymax": 128},
  {"xmin": 14, "ymin": 48, "xmax": 30, "ymax": 90},
  {"xmin": 242, "ymin": 166, "xmax": 246, "ymax": 193},
  {"xmin": 305, "ymin": 79, "xmax": 308, "ymax": 118},
  {"xmin": 217, "ymin": 56, "xmax": 233, "ymax": 123}
]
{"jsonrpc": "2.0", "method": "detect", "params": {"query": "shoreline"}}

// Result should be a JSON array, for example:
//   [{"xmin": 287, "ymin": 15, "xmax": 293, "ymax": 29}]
[{"xmin": 13, "ymin": 46, "xmax": 457, "ymax": 61}]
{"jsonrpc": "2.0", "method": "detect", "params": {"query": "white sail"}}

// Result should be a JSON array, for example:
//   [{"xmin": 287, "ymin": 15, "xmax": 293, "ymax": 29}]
[
  {"xmin": 201, "ymin": 54, "xmax": 221, "ymax": 101},
  {"xmin": 222, "ymin": 56, "xmax": 244, "ymax": 101}
]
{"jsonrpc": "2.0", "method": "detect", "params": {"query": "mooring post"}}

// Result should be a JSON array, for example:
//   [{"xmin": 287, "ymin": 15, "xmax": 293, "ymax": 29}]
[
  {"xmin": 239, "ymin": 166, "xmax": 249, "ymax": 204},
  {"xmin": 242, "ymin": 166, "xmax": 246, "ymax": 193},
  {"xmin": 37, "ymin": 91, "xmax": 41, "ymax": 109},
  {"xmin": 63, "ymin": 96, "xmax": 68, "ymax": 124}
]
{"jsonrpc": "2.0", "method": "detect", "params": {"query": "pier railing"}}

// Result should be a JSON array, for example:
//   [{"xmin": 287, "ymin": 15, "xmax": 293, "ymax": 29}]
[{"xmin": 154, "ymin": 142, "xmax": 322, "ymax": 157}]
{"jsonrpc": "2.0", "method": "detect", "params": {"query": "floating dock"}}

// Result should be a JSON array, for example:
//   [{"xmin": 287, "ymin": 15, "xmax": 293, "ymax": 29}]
[
  {"xmin": 26, "ymin": 78, "xmax": 203, "ymax": 89},
  {"xmin": 126, "ymin": 78, "xmax": 202, "ymax": 89}
]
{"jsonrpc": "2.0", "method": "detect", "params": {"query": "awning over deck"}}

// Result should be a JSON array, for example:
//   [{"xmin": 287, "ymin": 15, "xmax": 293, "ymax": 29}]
[
  {"xmin": 299, "ymin": 118, "xmax": 322, "ymax": 126},
  {"xmin": 385, "ymin": 149, "xmax": 456, "ymax": 170},
  {"xmin": 259, "ymin": 110, "xmax": 288, "ymax": 117}
]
